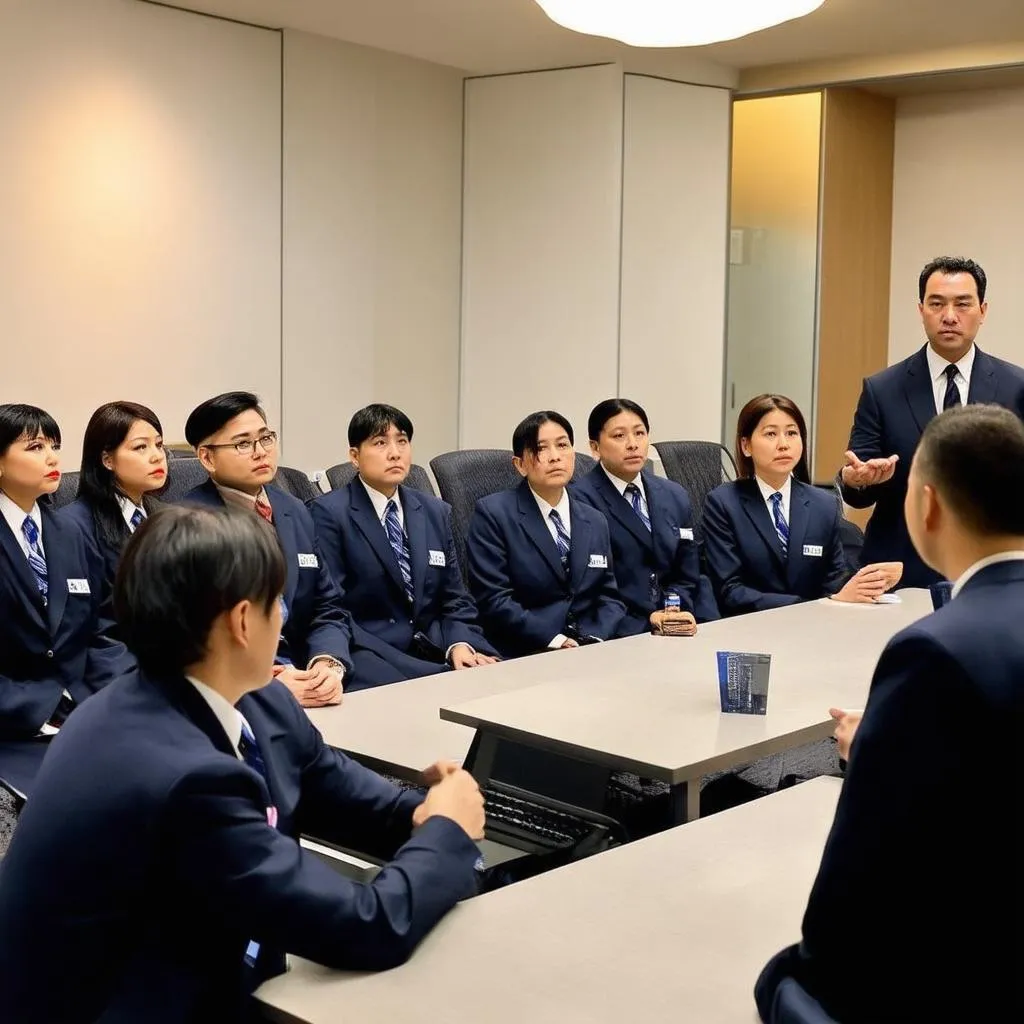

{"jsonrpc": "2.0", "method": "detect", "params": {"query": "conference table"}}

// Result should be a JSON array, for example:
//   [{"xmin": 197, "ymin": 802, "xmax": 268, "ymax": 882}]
[
  {"xmin": 255, "ymin": 776, "xmax": 843, "ymax": 1024},
  {"xmin": 310, "ymin": 590, "xmax": 932, "ymax": 821}
]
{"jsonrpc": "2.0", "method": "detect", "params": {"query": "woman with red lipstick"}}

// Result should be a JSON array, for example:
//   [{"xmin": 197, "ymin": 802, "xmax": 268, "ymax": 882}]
[
  {"xmin": 703, "ymin": 394, "xmax": 891, "ymax": 616},
  {"xmin": 61, "ymin": 401, "xmax": 168, "ymax": 592}
]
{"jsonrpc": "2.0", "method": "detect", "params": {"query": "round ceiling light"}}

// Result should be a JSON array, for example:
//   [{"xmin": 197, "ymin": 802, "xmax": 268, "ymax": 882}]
[{"xmin": 533, "ymin": 0, "xmax": 827, "ymax": 47}]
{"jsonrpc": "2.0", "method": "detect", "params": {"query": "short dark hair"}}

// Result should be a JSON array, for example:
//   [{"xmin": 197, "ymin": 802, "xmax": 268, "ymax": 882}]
[
  {"xmin": 512, "ymin": 411, "xmax": 574, "ymax": 458},
  {"xmin": 915, "ymin": 404, "xmax": 1024, "ymax": 536},
  {"xmin": 734, "ymin": 394, "xmax": 810, "ymax": 483},
  {"xmin": 0, "ymin": 404, "xmax": 61, "ymax": 456},
  {"xmin": 347, "ymin": 404, "xmax": 414, "ymax": 448},
  {"xmin": 78, "ymin": 401, "xmax": 164, "ymax": 549},
  {"xmin": 184, "ymin": 392, "xmax": 265, "ymax": 448},
  {"xmin": 114, "ymin": 505, "xmax": 286, "ymax": 675},
  {"xmin": 587, "ymin": 399, "xmax": 650, "ymax": 442},
  {"xmin": 918, "ymin": 257, "xmax": 987, "ymax": 304}
]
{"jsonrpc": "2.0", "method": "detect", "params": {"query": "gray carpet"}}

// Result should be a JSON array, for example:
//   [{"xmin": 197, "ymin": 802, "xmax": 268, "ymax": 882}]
[{"xmin": 0, "ymin": 788, "xmax": 17, "ymax": 859}]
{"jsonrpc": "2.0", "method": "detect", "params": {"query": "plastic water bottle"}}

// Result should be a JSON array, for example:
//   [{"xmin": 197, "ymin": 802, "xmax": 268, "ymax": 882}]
[{"xmin": 664, "ymin": 592, "xmax": 681, "ymax": 613}]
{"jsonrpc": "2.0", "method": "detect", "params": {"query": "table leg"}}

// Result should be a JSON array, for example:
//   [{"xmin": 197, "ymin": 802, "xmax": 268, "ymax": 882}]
[{"xmin": 669, "ymin": 780, "xmax": 700, "ymax": 825}]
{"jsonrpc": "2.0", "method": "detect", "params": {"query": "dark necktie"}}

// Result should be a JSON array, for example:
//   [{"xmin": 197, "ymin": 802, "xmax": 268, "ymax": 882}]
[
  {"xmin": 625, "ymin": 483, "xmax": 651, "ymax": 531},
  {"xmin": 549, "ymin": 509, "xmax": 571, "ymax": 572},
  {"xmin": 22, "ymin": 516, "xmax": 48, "ymax": 602},
  {"xmin": 238, "ymin": 720, "xmax": 270, "ymax": 790},
  {"xmin": 128, "ymin": 507, "xmax": 144, "ymax": 532},
  {"xmin": 384, "ymin": 499, "xmax": 414, "ymax": 603},
  {"xmin": 770, "ymin": 492, "xmax": 789, "ymax": 555},
  {"xmin": 942, "ymin": 363, "xmax": 961, "ymax": 411}
]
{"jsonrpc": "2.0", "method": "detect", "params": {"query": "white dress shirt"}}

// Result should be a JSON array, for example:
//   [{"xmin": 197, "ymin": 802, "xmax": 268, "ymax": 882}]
[
  {"xmin": 602, "ymin": 464, "xmax": 649, "ymax": 520},
  {"xmin": 951, "ymin": 551, "xmax": 1024, "ymax": 598},
  {"xmin": 116, "ymin": 493, "xmax": 146, "ymax": 532},
  {"xmin": 754, "ymin": 474, "xmax": 793, "ymax": 525},
  {"xmin": 187, "ymin": 676, "xmax": 245, "ymax": 759},
  {"xmin": 926, "ymin": 342, "xmax": 975, "ymax": 415},
  {"xmin": 0, "ymin": 491, "xmax": 44, "ymax": 559},
  {"xmin": 528, "ymin": 486, "xmax": 573, "ymax": 649}
]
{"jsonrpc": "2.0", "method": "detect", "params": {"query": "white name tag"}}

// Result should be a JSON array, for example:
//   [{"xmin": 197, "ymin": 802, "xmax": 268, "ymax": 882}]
[
  {"xmin": 588, "ymin": 554, "xmax": 608, "ymax": 569},
  {"xmin": 679, "ymin": 528, "xmax": 694, "ymax": 541},
  {"xmin": 803, "ymin": 545, "xmax": 824, "ymax": 558},
  {"xmin": 297, "ymin": 553, "xmax": 319, "ymax": 569},
  {"xmin": 67, "ymin": 578, "xmax": 91, "ymax": 594},
  {"xmin": 428, "ymin": 550, "xmax": 446, "ymax": 567}
]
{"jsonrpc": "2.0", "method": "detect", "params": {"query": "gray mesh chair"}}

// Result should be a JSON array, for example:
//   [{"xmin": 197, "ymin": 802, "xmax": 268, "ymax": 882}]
[
  {"xmin": 813, "ymin": 482, "xmax": 865, "ymax": 573},
  {"xmin": 48, "ymin": 470, "xmax": 80, "ymax": 510},
  {"xmin": 160, "ymin": 457, "xmax": 209, "ymax": 503},
  {"xmin": 273, "ymin": 466, "xmax": 321, "ymax": 504},
  {"xmin": 652, "ymin": 441, "xmax": 738, "ymax": 544},
  {"xmin": 325, "ymin": 462, "xmax": 436, "ymax": 497},
  {"xmin": 571, "ymin": 452, "xmax": 597, "ymax": 479}
]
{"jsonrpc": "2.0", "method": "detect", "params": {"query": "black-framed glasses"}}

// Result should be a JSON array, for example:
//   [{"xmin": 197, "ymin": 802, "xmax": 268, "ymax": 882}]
[{"xmin": 202, "ymin": 432, "xmax": 278, "ymax": 456}]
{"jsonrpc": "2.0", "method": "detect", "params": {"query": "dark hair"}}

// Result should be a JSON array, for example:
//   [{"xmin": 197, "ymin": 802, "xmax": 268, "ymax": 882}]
[
  {"xmin": 915, "ymin": 404, "xmax": 1024, "ymax": 536},
  {"xmin": 184, "ymin": 391, "xmax": 265, "ymax": 448},
  {"xmin": 347, "ymin": 404, "xmax": 415, "ymax": 448},
  {"xmin": 77, "ymin": 402, "xmax": 164, "ymax": 551},
  {"xmin": 114, "ymin": 505, "xmax": 286, "ymax": 675},
  {"xmin": 0, "ymin": 403, "xmax": 61, "ymax": 456},
  {"xmin": 918, "ymin": 257, "xmax": 987, "ymax": 304},
  {"xmin": 587, "ymin": 399, "xmax": 650, "ymax": 442},
  {"xmin": 734, "ymin": 394, "xmax": 810, "ymax": 483},
  {"xmin": 512, "ymin": 411, "xmax": 574, "ymax": 458}
]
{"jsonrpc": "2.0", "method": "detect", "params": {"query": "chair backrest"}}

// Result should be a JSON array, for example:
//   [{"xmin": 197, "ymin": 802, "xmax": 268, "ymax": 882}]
[
  {"xmin": 571, "ymin": 451, "xmax": 597, "ymax": 480},
  {"xmin": 160, "ymin": 457, "xmax": 209, "ymax": 503},
  {"xmin": 325, "ymin": 462, "xmax": 437, "ymax": 497},
  {"xmin": 652, "ymin": 440, "xmax": 738, "ymax": 542},
  {"xmin": 273, "ymin": 466, "xmax": 321, "ymax": 504},
  {"xmin": 49, "ymin": 470, "xmax": 80, "ymax": 509},
  {"xmin": 769, "ymin": 977, "xmax": 839, "ymax": 1024}
]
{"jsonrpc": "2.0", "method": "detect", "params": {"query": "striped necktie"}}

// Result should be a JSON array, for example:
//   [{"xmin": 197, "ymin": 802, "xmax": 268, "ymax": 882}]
[
  {"xmin": 255, "ymin": 496, "xmax": 273, "ymax": 523},
  {"xmin": 625, "ymin": 483, "xmax": 651, "ymax": 532},
  {"xmin": 770, "ymin": 492, "xmax": 789, "ymax": 555},
  {"xmin": 942, "ymin": 363, "xmax": 961, "ymax": 411},
  {"xmin": 128, "ymin": 507, "xmax": 145, "ymax": 532},
  {"xmin": 22, "ymin": 516, "xmax": 48, "ymax": 600},
  {"xmin": 384, "ymin": 499, "xmax": 414, "ymax": 603},
  {"xmin": 549, "ymin": 509, "xmax": 571, "ymax": 572}
]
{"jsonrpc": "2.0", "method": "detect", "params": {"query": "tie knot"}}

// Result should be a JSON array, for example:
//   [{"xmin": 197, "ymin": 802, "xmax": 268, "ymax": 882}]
[
  {"xmin": 625, "ymin": 483, "xmax": 639, "ymax": 496},
  {"xmin": 386, "ymin": 499, "xmax": 397, "ymax": 517},
  {"xmin": 770, "ymin": 491, "xmax": 783, "ymax": 506},
  {"xmin": 22, "ymin": 515, "xmax": 39, "ymax": 545},
  {"xmin": 944, "ymin": 363, "xmax": 959, "ymax": 380},
  {"xmin": 549, "ymin": 509, "xmax": 562, "ymax": 524}
]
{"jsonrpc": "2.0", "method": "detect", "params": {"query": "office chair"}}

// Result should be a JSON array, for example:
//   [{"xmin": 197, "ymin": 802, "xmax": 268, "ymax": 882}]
[
  {"xmin": 766, "ymin": 978, "xmax": 839, "ymax": 1024},
  {"xmin": 159, "ymin": 457, "xmax": 209, "ymax": 503},
  {"xmin": 571, "ymin": 451, "xmax": 597, "ymax": 479},
  {"xmin": 273, "ymin": 466, "xmax": 321, "ymax": 504},
  {"xmin": 325, "ymin": 461, "xmax": 437, "ymax": 497},
  {"xmin": 813, "ymin": 482, "xmax": 865, "ymax": 573},
  {"xmin": 48, "ymin": 470, "xmax": 80, "ymax": 509},
  {"xmin": 651, "ymin": 440, "xmax": 738, "ymax": 543}
]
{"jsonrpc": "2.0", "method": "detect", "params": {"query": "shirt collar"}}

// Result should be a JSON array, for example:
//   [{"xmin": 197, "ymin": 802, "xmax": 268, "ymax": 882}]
[
  {"xmin": 0, "ymin": 490, "xmax": 42, "ymax": 542},
  {"xmin": 951, "ymin": 550, "xmax": 1024, "ymax": 598},
  {"xmin": 601, "ymin": 463, "xmax": 643, "ymax": 498},
  {"xmin": 926, "ymin": 341, "xmax": 976, "ymax": 384},
  {"xmin": 359, "ymin": 476, "xmax": 401, "ymax": 522},
  {"xmin": 116, "ymin": 492, "xmax": 145, "ymax": 529},
  {"xmin": 754, "ymin": 474, "xmax": 792, "ymax": 504},
  {"xmin": 213, "ymin": 482, "xmax": 268, "ymax": 513},
  {"xmin": 530, "ymin": 485, "xmax": 570, "ymax": 522},
  {"xmin": 186, "ymin": 676, "xmax": 244, "ymax": 757}
]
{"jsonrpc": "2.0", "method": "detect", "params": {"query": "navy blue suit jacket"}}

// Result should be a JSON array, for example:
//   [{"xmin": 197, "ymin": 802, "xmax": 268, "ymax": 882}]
[
  {"xmin": 841, "ymin": 345, "xmax": 1024, "ymax": 586},
  {"xmin": 703, "ymin": 478, "xmax": 848, "ymax": 616},
  {"xmin": 571, "ymin": 466, "xmax": 720, "ymax": 635},
  {"xmin": 0, "ymin": 504, "xmax": 134, "ymax": 797},
  {"xmin": 183, "ymin": 481, "xmax": 353, "ymax": 671},
  {"xmin": 0, "ymin": 672, "xmax": 480, "ymax": 1023},
  {"xmin": 310, "ymin": 480, "xmax": 497, "ymax": 662},
  {"xmin": 58, "ymin": 497, "xmax": 125, "ymax": 594},
  {"xmin": 466, "ymin": 480, "xmax": 626, "ymax": 657},
  {"xmin": 756, "ymin": 560, "xmax": 1024, "ymax": 1022}
]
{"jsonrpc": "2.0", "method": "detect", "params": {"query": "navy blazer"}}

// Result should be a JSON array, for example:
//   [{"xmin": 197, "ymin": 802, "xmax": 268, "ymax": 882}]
[
  {"xmin": 183, "ymin": 481, "xmax": 353, "ymax": 671},
  {"xmin": 58, "ymin": 497, "xmax": 125, "ymax": 593},
  {"xmin": 756, "ymin": 560, "xmax": 1024, "ymax": 1022},
  {"xmin": 841, "ymin": 344, "xmax": 1024, "ymax": 586},
  {"xmin": 0, "ymin": 504, "xmax": 134, "ymax": 797},
  {"xmin": 466, "ymin": 479, "xmax": 626, "ymax": 657},
  {"xmin": 0, "ymin": 672, "xmax": 480, "ymax": 1023},
  {"xmin": 571, "ymin": 466, "xmax": 720, "ymax": 635},
  {"xmin": 310, "ymin": 480, "xmax": 497, "ymax": 661},
  {"xmin": 703, "ymin": 478, "xmax": 848, "ymax": 616}
]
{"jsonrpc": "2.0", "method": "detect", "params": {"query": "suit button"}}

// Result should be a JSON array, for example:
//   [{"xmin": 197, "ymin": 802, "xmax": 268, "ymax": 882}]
[
  {"xmin": 389, "ymin": 618, "xmax": 396, "ymax": 624},
  {"xmin": 46, "ymin": 650, "xmax": 54, "ymax": 658},
  {"xmin": 408, "ymin": 619, "xmax": 414, "ymax": 625}
]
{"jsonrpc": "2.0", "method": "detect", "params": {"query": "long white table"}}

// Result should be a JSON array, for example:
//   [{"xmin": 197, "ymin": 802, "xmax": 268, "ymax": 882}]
[{"xmin": 255, "ymin": 776, "xmax": 842, "ymax": 1024}]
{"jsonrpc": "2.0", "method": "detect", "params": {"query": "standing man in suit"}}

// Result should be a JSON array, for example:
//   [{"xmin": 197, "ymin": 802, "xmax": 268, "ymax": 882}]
[
  {"xmin": 572, "ymin": 398, "xmax": 719, "ymax": 636},
  {"xmin": 467, "ymin": 411, "xmax": 626, "ymax": 658},
  {"xmin": 0, "ymin": 505, "xmax": 484, "ymax": 1023},
  {"xmin": 840, "ymin": 256, "xmax": 1024, "ymax": 587},
  {"xmin": 310, "ymin": 404, "xmax": 498, "ymax": 690},
  {"xmin": 756, "ymin": 404, "xmax": 1024, "ymax": 1023},
  {"xmin": 183, "ymin": 392, "xmax": 348, "ymax": 707}
]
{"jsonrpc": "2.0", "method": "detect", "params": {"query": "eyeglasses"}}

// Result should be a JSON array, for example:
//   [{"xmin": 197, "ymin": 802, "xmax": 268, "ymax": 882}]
[{"xmin": 202, "ymin": 432, "xmax": 278, "ymax": 456}]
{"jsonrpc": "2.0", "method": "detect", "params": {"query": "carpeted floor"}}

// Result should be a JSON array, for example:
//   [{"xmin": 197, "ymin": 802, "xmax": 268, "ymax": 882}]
[{"xmin": 0, "ymin": 788, "xmax": 17, "ymax": 859}]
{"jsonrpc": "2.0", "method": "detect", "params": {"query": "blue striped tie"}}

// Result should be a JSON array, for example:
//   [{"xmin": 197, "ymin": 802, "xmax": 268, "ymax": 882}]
[
  {"xmin": 625, "ymin": 483, "xmax": 651, "ymax": 531},
  {"xmin": 384, "ymin": 500, "xmax": 414, "ymax": 603},
  {"xmin": 239, "ymin": 720, "xmax": 270, "ymax": 789},
  {"xmin": 21, "ymin": 516, "xmax": 48, "ymax": 600},
  {"xmin": 129, "ymin": 507, "xmax": 145, "ymax": 532},
  {"xmin": 770, "ymin": 492, "xmax": 789, "ymax": 555},
  {"xmin": 549, "ymin": 509, "xmax": 571, "ymax": 572}
]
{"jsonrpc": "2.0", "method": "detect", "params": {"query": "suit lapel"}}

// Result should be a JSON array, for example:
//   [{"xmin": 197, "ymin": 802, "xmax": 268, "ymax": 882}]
[
  {"xmin": 403, "ymin": 487, "xmax": 429, "ymax": 612},
  {"xmin": 967, "ymin": 348, "xmax": 998, "ymax": 405},
  {"xmin": 266, "ymin": 489, "xmax": 298, "ymax": 607},
  {"xmin": 42, "ymin": 511, "xmax": 70, "ymax": 636},
  {"xmin": 567, "ymin": 499, "xmax": 593, "ymax": 589},
  {"xmin": 348, "ymin": 480, "xmax": 406, "ymax": 595},
  {"xmin": 903, "ymin": 347, "xmax": 937, "ymax": 433},
  {"xmin": 516, "ymin": 482, "xmax": 566, "ymax": 583},
  {"xmin": 593, "ymin": 468, "xmax": 653, "ymax": 550},
  {"xmin": 784, "ymin": 484, "xmax": 811, "ymax": 588},
  {"xmin": 0, "ymin": 516, "xmax": 48, "ymax": 630},
  {"xmin": 739, "ymin": 480, "xmax": 786, "ymax": 566}
]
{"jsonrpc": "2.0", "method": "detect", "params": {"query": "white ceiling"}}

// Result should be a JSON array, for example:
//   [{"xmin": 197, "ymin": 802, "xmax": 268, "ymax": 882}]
[{"xmin": 164, "ymin": 0, "xmax": 1024, "ymax": 74}]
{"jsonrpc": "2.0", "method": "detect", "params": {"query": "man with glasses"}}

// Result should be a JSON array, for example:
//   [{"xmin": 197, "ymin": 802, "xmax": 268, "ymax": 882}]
[{"xmin": 183, "ymin": 392, "xmax": 350, "ymax": 707}]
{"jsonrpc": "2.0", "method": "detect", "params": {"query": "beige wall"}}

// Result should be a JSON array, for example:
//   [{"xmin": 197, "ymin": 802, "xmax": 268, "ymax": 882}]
[{"xmin": 889, "ymin": 87, "xmax": 1024, "ymax": 366}]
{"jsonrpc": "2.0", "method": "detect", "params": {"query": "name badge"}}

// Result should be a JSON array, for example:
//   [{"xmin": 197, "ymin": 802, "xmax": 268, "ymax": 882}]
[
  {"xmin": 297, "ymin": 553, "xmax": 319, "ymax": 569},
  {"xmin": 679, "ymin": 528, "xmax": 694, "ymax": 541},
  {"xmin": 428, "ymin": 550, "xmax": 446, "ymax": 567},
  {"xmin": 588, "ymin": 554, "xmax": 608, "ymax": 569},
  {"xmin": 67, "ymin": 578, "xmax": 91, "ymax": 594},
  {"xmin": 803, "ymin": 545, "xmax": 824, "ymax": 558}
]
